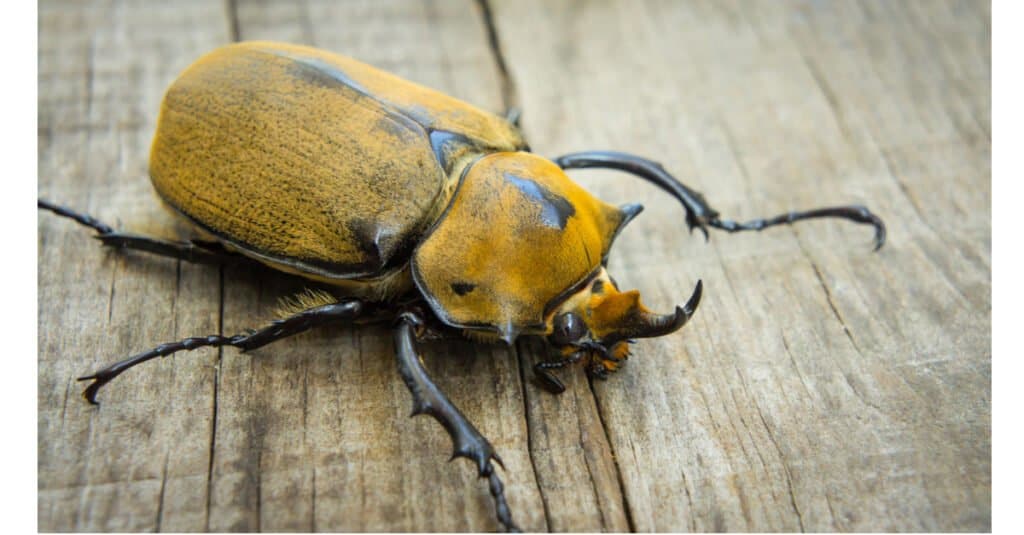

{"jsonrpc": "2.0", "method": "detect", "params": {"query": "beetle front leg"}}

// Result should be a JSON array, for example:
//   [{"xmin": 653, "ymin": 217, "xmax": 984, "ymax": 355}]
[
  {"xmin": 393, "ymin": 312, "xmax": 519, "ymax": 532},
  {"xmin": 79, "ymin": 299, "xmax": 364, "ymax": 404},
  {"xmin": 38, "ymin": 199, "xmax": 247, "ymax": 266},
  {"xmin": 532, "ymin": 350, "xmax": 586, "ymax": 394},
  {"xmin": 553, "ymin": 151, "xmax": 886, "ymax": 250}
]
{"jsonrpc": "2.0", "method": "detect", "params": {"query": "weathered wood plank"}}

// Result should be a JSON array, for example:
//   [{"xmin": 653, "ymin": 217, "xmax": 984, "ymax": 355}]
[
  {"xmin": 490, "ymin": 0, "xmax": 989, "ymax": 531},
  {"xmin": 39, "ymin": 0, "xmax": 990, "ymax": 532},
  {"xmin": 39, "ymin": 1, "xmax": 231, "ymax": 531}
]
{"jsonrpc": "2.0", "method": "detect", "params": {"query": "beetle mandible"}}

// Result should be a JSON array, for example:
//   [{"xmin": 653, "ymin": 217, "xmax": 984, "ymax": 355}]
[{"xmin": 38, "ymin": 41, "xmax": 886, "ymax": 532}]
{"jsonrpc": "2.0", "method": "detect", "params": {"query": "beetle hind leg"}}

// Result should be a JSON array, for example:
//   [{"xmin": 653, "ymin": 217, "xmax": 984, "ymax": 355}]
[
  {"xmin": 394, "ymin": 312, "xmax": 519, "ymax": 532},
  {"xmin": 79, "ymin": 299, "xmax": 364, "ymax": 404},
  {"xmin": 38, "ymin": 198, "xmax": 246, "ymax": 265}
]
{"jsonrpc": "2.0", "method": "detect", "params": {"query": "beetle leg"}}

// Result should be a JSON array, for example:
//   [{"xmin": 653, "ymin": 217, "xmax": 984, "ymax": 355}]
[
  {"xmin": 504, "ymin": 106, "xmax": 522, "ymax": 128},
  {"xmin": 94, "ymin": 232, "xmax": 242, "ymax": 266},
  {"xmin": 587, "ymin": 360, "xmax": 611, "ymax": 381},
  {"xmin": 553, "ymin": 151, "xmax": 887, "ymax": 250},
  {"xmin": 394, "ymin": 312, "xmax": 519, "ymax": 532},
  {"xmin": 38, "ymin": 199, "xmax": 246, "ymax": 265},
  {"xmin": 532, "ymin": 367, "xmax": 565, "ymax": 394},
  {"xmin": 532, "ymin": 350, "xmax": 586, "ymax": 394},
  {"xmin": 78, "ymin": 300, "xmax": 363, "ymax": 404}
]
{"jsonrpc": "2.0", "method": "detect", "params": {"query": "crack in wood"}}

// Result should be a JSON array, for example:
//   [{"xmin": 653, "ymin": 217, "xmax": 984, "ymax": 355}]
[
  {"xmin": 514, "ymin": 342, "xmax": 553, "ymax": 532},
  {"xmin": 155, "ymin": 450, "xmax": 169, "ymax": 531},
  {"xmin": 780, "ymin": 331, "xmax": 815, "ymax": 401},
  {"xmin": 225, "ymin": 0, "xmax": 240, "ymax": 42},
  {"xmin": 803, "ymin": 55, "xmax": 855, "ymax": 146},
  {"xmin": 803, "ymin": 258, "xmax": 888, "ymax": 416},
  {"xmin": 84, "ymin": 37, "xmax": 94, "ymax": 123},
  {"xmin": 586, "ymin": 376, "xmax": 637, "ymax": 532},
  {"xmin": 475, "ymin": 0, "xmax": 518, "ymax": 111},
  {"xmin": 204, "ymin": 265, "xmax": 224, "ymax": 531},
  {"xmin": 676, "ymin": 452, "xmax": 696, "ymax": 532},
  {"xmin": 310, "ymin": 467, "xmax": 317, "ymax": 532},
  {"xmin": 575, "ymin": 385, "xmax": 609, "ymax": 531},
  {"xmin": 106, "ymin": 258, "xmax": 117, "ymax": 324},
  {"xmin": 824, "ymin": 490, "xmax": 841, "ymax": 531},
  {"xmin": 750, "ymin": 400, "xmax": 806, "ymax": 532}
]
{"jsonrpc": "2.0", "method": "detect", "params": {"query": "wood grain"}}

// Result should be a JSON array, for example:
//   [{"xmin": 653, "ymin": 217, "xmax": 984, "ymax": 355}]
[{"xmin": 39, "ymin": 0, "xmax": 990, "ymax": 531}]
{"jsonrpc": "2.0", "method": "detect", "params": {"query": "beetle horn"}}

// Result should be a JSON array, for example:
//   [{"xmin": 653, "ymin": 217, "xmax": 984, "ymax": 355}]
[
  {"xmin": 588, "ymin": 279, "xmax": 703, "ymax": 343},
  {"xmin": 626, "ymin": 280, "xmax": 703, "ymax": 339}
]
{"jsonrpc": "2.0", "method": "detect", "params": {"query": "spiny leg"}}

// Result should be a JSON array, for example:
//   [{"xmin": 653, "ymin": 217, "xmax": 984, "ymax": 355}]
[
  {"xmin": 554, "ymin": 151, "xmax": 886, "ymax": 250},
  {"xmin": 38, "ymin": 198, "xmax": 245, "ymax": 266},
  {"xmin": 393, "ymin": 312, "xmax": 519, "ymax": 532},
  {"xmin": 80, "ymin": 299, "xmax": 364, "ymax": 404}
]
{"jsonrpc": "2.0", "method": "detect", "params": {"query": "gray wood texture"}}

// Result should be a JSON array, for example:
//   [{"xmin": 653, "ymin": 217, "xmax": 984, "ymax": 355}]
[{"xmin": 38, "ymin": 0, "xmax": 990, "ymax": 531}]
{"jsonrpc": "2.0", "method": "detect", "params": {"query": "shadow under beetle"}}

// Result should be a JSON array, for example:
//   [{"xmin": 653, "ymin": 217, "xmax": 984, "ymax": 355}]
[{"xmin": 38, "ymin": 42, "xmax": 885, "ymax": 532}]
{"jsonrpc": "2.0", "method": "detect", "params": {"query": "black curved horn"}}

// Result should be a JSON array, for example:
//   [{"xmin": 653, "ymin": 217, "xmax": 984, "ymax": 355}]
[{"xmin": 625, "ymin": 280, "xmax": 703, "ymax": 340}]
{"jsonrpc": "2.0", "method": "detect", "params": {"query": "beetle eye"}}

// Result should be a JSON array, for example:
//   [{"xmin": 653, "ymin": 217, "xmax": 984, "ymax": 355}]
[{"xmin": 551, "ymin": 312, "xmax": 586, "ymax": 345}]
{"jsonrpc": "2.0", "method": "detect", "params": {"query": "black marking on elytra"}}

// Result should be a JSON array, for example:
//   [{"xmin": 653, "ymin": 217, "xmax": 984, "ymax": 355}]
[
  {"xmin": 286, "ymin": 56, "xmax": 371, "ymax": 95},
  {"xmin": 429, "ymin": 129, "xmax": 474, "ymax": 173},
  {"xmin": 281, "ymin": 54, "xmax": 424, "ymax": 139},
  {"xmin": 451, "ymin": 282, "xmax": 476, "ymax": 296},
  {"xmin": 504, "ymin": 173, "xmax": 575, "ymax": 229}
]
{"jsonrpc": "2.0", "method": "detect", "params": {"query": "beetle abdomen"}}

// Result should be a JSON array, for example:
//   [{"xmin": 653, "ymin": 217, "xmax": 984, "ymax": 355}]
[{"xmin": 150, "ymin": 42, "xmax": 522, "ymax": 280}]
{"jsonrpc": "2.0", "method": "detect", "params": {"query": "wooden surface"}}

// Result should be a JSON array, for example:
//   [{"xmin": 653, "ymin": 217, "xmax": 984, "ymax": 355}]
[{"xmin": 38, "ymin": 0, "xmax": 990, "ymax": 531}]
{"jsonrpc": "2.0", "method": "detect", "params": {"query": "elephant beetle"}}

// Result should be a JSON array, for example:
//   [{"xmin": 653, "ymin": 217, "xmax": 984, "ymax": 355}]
[{"xmin": 38, "ymin": 41, "xmax": 885, "ymax": 532}]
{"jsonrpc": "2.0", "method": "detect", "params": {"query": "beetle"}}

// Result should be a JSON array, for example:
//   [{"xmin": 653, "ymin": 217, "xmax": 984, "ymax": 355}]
[{"xmin": 38, "ymin": 41, "xmax": 885, "ymax": 532}]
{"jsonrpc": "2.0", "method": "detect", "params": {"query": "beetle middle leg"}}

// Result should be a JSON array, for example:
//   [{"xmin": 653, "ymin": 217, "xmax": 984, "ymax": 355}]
[
  {"xmin": 554, "ymin": 151, "xmax": 887, "ymax": 250},
  {"xmin": 393, "ymin": 311, "xmax": 519, "ymax": 532},
  {"xmin": 78, "ymin": 299, "xmax": 364, "ymax": 404},
  {"xmin": 38, "ymin": 199, "xmax": 246, "ymax": 266}
]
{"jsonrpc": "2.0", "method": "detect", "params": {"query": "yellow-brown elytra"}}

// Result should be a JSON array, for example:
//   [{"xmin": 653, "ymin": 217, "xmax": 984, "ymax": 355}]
[{"xmin": 38, "ymin": 41, "xmax": 886, "ymax": 531}]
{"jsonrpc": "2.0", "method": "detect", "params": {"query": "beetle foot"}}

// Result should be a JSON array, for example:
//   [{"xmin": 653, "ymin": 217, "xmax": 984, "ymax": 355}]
[
  {"xmin": 582, "ymin": 343, "xmax": 631, "ymax": 380},
  {"xmin": 451, "ymin": 440, "xmax": 518, "ymax": 532},
  {"xmin": 600, "ymin": 356, "xmax": 625, "ymax": 373},
  {"xmin": 586, "ymin": 353, "xmax": 615, "ymax": 380},
  {"xmin": 77, "ymin": 370, "xmax": 116, "ymax": 405},
  {"xmin": 533, "ymin": 350, "xmax": 586, "ymax": 394},
  {"xmin": 533, "ymin": 366, "xmax": 566, "ymax": 394},
  {"xmin": 587, "ymin": 363, "xmax": 611, "ymax": 380},
  {"xmin": 446, "ymin": 424, "xmax": 506, "ymax": 473},
  {"xmin": 685, "ymin": 211, "xmax": 712, "ymax": 241}
]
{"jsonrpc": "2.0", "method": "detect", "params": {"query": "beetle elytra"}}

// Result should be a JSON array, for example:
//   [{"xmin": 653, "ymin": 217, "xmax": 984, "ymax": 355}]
[{"xmin": 38, "ymin": 41, "xmax": 885, "ymax": 531}]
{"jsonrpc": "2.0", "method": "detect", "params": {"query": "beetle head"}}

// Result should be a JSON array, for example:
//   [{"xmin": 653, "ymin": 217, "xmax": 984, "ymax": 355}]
[{"xmin": 547, "ymin": 268, "xmax": 702, "ymax": 375}]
